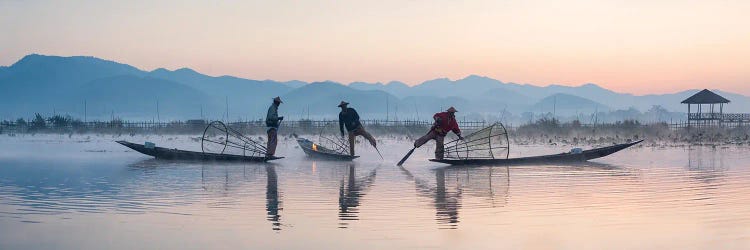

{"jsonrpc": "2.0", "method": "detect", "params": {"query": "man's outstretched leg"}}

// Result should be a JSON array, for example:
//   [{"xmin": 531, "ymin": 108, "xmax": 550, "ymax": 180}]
[
  {"xmin": 414, "ymin": 130, "xmax": 437, "ymax": 148},
  {"xmin": 355, "ymin": 127, "xmax": 377, "ymax": 148}
]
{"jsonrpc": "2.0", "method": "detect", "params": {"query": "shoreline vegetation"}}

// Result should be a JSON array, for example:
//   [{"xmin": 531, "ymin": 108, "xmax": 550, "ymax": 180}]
[{"xmin": 1, "ymin": 114, "xmax": 749, "ymax": 146}]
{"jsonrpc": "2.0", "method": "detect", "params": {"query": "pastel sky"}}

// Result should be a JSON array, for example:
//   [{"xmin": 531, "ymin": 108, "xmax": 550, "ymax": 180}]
[{"xmin": 1, "ymin": 0, "xmax": 749, "ymax": 95}]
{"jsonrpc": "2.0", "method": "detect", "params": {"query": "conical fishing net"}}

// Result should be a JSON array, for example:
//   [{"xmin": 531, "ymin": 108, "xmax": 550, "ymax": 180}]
[
  {"xmin": 201, "ymin": 121, "xmax": 267, "ymax": 157},
  {"xmin": 314, "ymin": 123, "xmax": 349, "ymax": 155},
  {"xmin": 443, "ymin": 122, "xmax": 509, "ymax": 160},
  {"xmin": 314, "ymin": 135, "xmax": 349, "ymax": 155}
]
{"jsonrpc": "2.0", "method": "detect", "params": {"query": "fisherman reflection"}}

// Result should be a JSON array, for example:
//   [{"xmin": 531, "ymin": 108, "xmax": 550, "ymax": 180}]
[
  {"xmin": 397, "ymin": 165, "xmax": 461, "ymax": 229},
  {"xmin": 197, "ymin": 164, "xmax": 283, "ymax": 231},
  {"xmin": 433, "ymin": 169, "xmax": 461, "ymax": 228},
  {"xmin": 338, "ymin": 164, "xmax": 377, "ymax": 228},
  {"xmin": 265, "ymin": 165, "xmax": 282, "ymax": 231},
  {"xmin": 398, "ymin": 165, "xmax": 510, "ymax": 229}
]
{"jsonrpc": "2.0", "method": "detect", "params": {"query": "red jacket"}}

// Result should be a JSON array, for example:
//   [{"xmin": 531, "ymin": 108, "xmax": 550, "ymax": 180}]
[{"xmin": 432, "ymin": 112, "xmax": 461, "ymax": 136}]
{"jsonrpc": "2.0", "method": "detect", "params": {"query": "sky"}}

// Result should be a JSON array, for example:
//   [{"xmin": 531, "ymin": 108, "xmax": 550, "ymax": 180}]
[{"xmin": 1, "ymin": 0, "xmax": 749, "ymax": 95}]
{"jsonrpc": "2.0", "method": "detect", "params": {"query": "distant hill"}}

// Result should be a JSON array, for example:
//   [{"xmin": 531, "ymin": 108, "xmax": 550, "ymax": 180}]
[
  {"xmin": 346, "ymin": 75, "xmax": 750, "ymax": 114},
  {"xmin": 280, "ymin": 82, "xmax": 400, "ymax": 119},
  {"xmin": 0, "ymin": 55, "xmax": 146, "ymax": 118},
  {"xmin": 0, "ymin": 54, "xmax": 141, "ymax": 95},
  {"xmin": 0, "ymin": 66, "xmax": 9, "ymax": 78},
  {"xmin": 2, "ymin": 54, "xmax": 750, "ymax": 121},
  {"xmin": 531, "ymin": 93, "xmax": 609, "ymax": 115},
  {"xmin": 146, "ymin": 67, "xmax": 292, "ymax": 118},
  {"xmin": 399, "ymin": 96, "xmax": 471, "ymax": 120},
  {"xmin": 73, "ymin": 75, "xmax": 215, "ymax": 119},
  {"xmin": 281, "ymin": 80, "xmax": 308, "ymax": 89},
  {"xmin": 148, "ymin": 67, "xmax": 291, "ymax": 97},
  {"xmin": 0, "ymin": 55, "xmax": 291, "ymax": 120},
  {"xmin": 349, "ymin": 81, "xmax": 411, "ymax": 98},
  {"xmin": 479, "ymin": 88, "xmax": 535, "ymax": 106},
  {"xmin": 412, "ymin": 75, "xmax": 508, "ymax": 99},
  {"xmin": 8, "ymin": 54, "xmax": 144, "ymax": 83}
]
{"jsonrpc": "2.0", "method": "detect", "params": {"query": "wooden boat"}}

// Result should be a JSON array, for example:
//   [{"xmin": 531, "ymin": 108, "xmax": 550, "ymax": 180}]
[
  {"xmin": 296, "ymin": 138, "xmax": 359, "ymax": 161},
  {"xmin": 117, "ymin": 140, "xmax": 283, "ymax": 162},
  {"xmin": 430, "ymin": 140, "xmax": 642, "ymax": 166}
]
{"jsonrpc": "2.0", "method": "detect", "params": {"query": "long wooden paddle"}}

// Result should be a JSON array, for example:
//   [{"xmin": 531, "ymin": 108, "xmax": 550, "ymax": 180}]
[
  {"xmin": 396, "ymin": 147, "xmax": 416, "ymax": 166},
  {"xmin": 374, "ymin": 146, "xmax": 384, "ymax": 160}
]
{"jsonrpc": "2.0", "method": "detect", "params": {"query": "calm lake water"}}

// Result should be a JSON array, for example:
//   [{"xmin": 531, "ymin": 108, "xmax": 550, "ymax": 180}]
[{"xmin": 1, "ymin": 134, "xmax": 749, "ymax": 249}]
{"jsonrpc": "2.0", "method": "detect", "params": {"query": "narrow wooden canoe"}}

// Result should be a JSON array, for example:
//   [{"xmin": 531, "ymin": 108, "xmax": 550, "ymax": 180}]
[
  {"xmin": 116, "ymin": 140, "xmax": 282, "ymax": 162},
  {"xmin": 296, "ymin": 138, "xmax": 359, "ymax": 161},
  {"xmin": 429, "ymin": 140, "xmax": 642, "ymax": 166}
]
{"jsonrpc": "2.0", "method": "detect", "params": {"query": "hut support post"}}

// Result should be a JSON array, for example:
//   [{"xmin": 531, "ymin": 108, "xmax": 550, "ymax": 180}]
[
  {"xmin": 720, "ymin": 103, "xmax": 724, "ymax": 127},
  {"xmin": 688, "ymin": 103, "xmax": 691, "ymax": 129}
]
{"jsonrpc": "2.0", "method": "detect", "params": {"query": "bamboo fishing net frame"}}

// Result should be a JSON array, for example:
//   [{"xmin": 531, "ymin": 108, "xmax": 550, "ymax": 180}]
[
  {"xmin": 443, "ymin": 122, "xmax": 510, "ymax": 160},
  {"xmin": 201, "ymin": 121, "xmax": 268, "ymax": 157}
]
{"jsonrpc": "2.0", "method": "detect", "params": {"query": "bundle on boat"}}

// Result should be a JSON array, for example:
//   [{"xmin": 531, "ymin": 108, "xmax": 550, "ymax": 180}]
[
  {"xmin": 296, "ymin": 132, "xmax": 359, "ymax": 161},
  {"xmin": 431, "ymin": 122, "xmax": 641, "ymax": 166},
  {"xmin": 117, "ymin": 121, "xmax": 282, "ymax": 162}
]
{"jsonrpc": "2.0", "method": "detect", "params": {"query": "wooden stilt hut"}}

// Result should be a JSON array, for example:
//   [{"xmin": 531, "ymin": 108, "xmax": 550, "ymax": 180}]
[{"xmin": 681, "ymin": 89, "xmax": 730, "ymax": 128}]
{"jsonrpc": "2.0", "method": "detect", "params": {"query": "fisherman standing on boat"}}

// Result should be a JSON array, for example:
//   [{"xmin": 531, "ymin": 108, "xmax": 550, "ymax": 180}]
[
  {"xmin": 265, "ymin": 96, "xmax": 284, "ymax": 157},
  {"xmin": 338, "ymin": 101, "xmax": 377, "ymax": 156},
  {"xmin": 414, "ymin": 107, "xmax": 463, "ymax": 160}
]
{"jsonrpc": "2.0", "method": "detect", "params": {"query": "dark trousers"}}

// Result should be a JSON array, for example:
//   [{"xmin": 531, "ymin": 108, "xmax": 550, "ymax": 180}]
[
  {"xmin": 348, "ymin": 127, "xmax": 376, "ymax": 156},
  {"xmin": 266, "ymin": 128, "xmax": 278, "ymax": 157},
  {"xmin": 414, "ymin": 130, "xmax": 445, "ymax": 159}
]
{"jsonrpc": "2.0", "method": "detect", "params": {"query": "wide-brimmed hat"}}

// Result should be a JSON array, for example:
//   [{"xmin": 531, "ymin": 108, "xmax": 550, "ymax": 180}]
[
  {"xmin": 446, "ymin": 106, "xmax": 458, "ymax": 113},
  {"xmin": 273, "ymin": 96, "xmax": 283, "ymax": 103},
  {"xmin": 337, "ymin": 101, "xmax": 349, "ymax": 107}
]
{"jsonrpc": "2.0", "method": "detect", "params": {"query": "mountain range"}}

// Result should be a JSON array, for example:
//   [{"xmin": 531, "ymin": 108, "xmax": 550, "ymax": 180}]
[{"xmin": 1, "ymin": 54, "xmax": 748, "ymax": 122}]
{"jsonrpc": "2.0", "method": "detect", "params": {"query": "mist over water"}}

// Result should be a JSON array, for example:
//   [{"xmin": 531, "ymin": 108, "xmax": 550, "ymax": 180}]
[{"xmin": 1, "ymin": 134, "xmax": 749, "ymax": 249}]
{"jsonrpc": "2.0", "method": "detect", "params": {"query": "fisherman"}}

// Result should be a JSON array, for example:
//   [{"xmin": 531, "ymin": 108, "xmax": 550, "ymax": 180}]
[
  {"xmin": 414, "ymin": 107, "xmax": 464, "ymax": 160},
  {"xmin": 338, "ymin": 101, "xmax": 377, "ymax": 156},
  {"xmin": 265, "ymin": 96, "xmax": 284, "ymax": 157}
]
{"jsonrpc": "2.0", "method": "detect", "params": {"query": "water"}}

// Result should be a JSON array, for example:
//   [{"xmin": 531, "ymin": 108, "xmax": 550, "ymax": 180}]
[{"xmin": 1, "ymin": 134, "xmax": 750, "ymax": 249}]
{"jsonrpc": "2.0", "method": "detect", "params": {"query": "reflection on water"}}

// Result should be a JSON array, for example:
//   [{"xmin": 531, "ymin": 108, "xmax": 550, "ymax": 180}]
[
  {"xmin": 400, "ymin": 166, "xmax": 460, "ymax": 229},
  {"xmin": 265, "ymin": 165, "xmax": 282, "ymax": 230},
  {"xmin": 199, "ymin": 163, "xmax": 284, "ymax": 230},
  {"xmin": 433, "ymin": 169, "xmax": 461, "ymax": 228},
  {"xmin": 399, "ymin": 165, "xmax": 510, "ymax": 229},
  {"xmin": 338, "ymin": 164, "xmax": 377, "ymax": 228},
  {"xmin": 688, "ymin": 146, "xmax": 729, "ymax": 184},
  {"xmin": 1, "ymin": 139, "xmax": 750, "ymax": 249}
]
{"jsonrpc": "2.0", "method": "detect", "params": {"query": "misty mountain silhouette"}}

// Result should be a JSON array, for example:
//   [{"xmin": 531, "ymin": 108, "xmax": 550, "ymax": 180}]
[
  {"xmin": 281, "ymin": 81, "xmax": 399, "ymax": 118},
  {"xmin": 75, "ymin": 75, "xmax": 213, "ymax": 119},
  {"xmin": 531, "ymin": 93, "xmax": 609, "ymax": 115},
  {"xmin": 349, "ymin": 81, "xmax": 411, "ymax": 98},
  {"xmin": 1, "ymin": 54, "xmax": 749, "ymax": 121}
]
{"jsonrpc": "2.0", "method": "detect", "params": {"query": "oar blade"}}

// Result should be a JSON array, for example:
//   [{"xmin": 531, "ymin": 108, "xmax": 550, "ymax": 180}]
[{"xmin": 396, "ymin": 147, "xmax": 416, "ymax": 166}]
